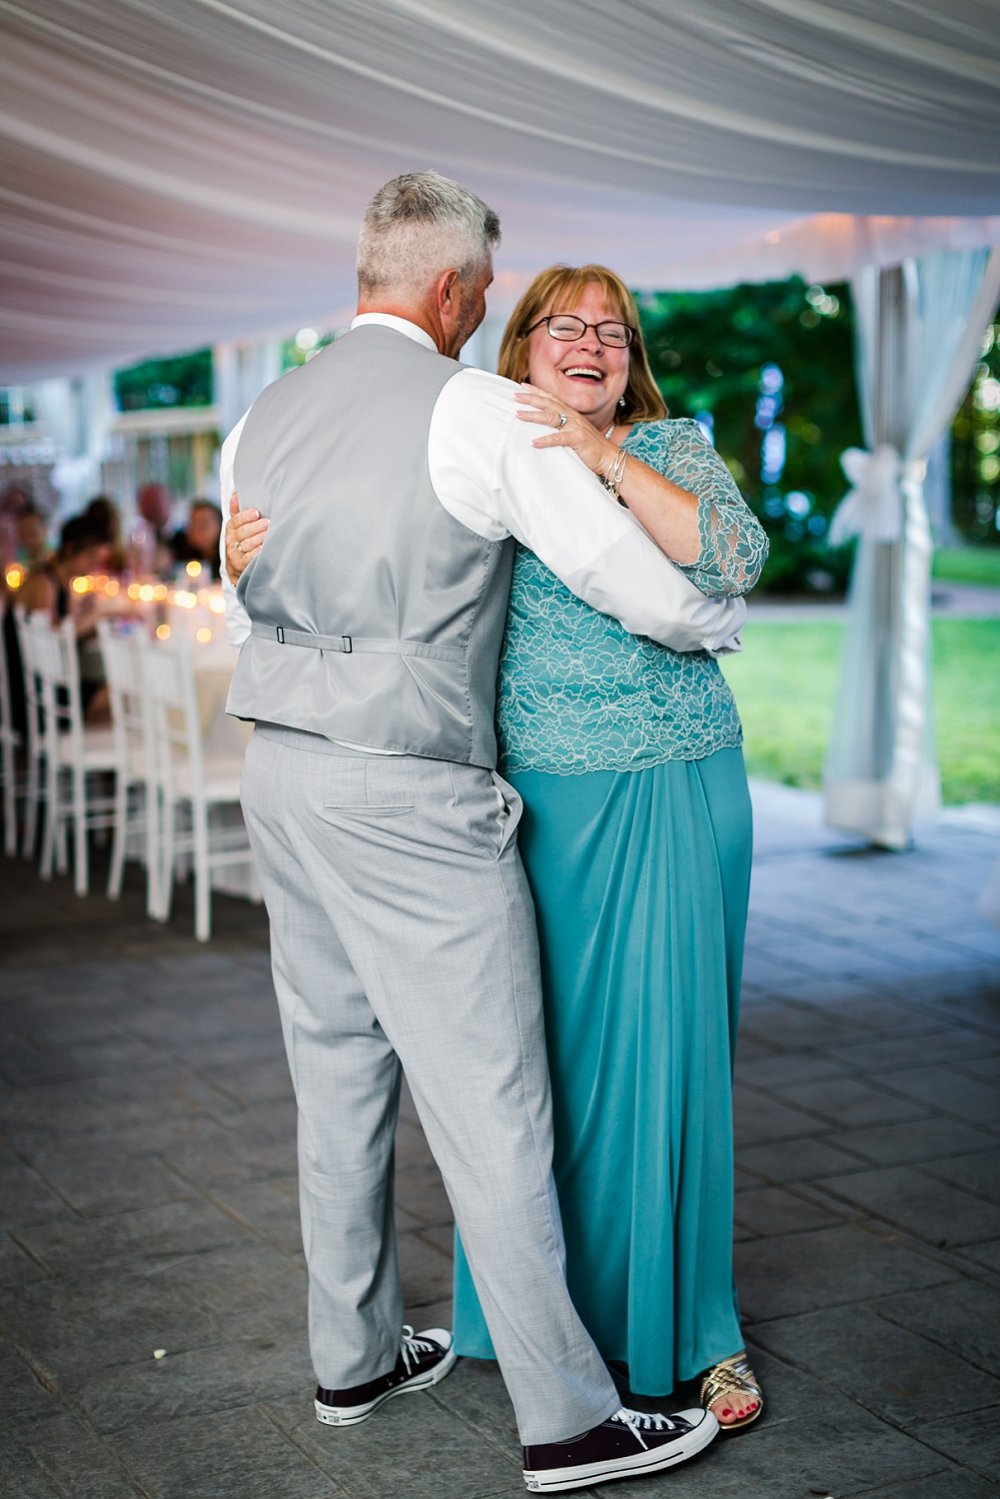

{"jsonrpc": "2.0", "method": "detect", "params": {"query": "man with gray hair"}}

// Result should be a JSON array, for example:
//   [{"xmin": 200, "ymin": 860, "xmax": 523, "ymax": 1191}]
[
  {"xmin": 222, "ymin": 171, "xmax": 741, "ymax": 1492},
  {"xmin": 356, "ymin": 170, "xmax": 500, "ymax": 308}
]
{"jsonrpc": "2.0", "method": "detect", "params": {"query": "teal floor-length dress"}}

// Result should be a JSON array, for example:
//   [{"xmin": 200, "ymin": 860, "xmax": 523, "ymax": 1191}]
[{"xmin": 452, "ymin": 418, "xmax": 768, "ymax": 1397}]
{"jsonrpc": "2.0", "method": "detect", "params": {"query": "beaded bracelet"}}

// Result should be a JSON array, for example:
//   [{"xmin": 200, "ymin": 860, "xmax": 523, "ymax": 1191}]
[{"xmin": 600, "ymin": 447, "xmax": 628, "ymax": 503}]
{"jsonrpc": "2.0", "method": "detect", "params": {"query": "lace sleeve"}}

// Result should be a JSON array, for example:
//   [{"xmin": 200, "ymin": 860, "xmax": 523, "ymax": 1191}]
[{"xmin": 624, "ymin": 419, "xmax": 769, "ymax": 598}]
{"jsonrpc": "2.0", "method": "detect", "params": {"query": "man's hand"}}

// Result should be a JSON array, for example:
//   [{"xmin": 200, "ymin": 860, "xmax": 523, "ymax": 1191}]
[{"xmin": 225, "ymin": 492, "xmax": 268, "ymax": 586}]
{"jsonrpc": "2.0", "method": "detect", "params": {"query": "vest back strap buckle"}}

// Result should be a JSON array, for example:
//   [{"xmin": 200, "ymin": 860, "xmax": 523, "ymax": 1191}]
[
  {"xmin": 272, "ymin": 624, "xmax": 350, "ymax": 651},
  {"xmin": 252, "ymin": 620, "xmax": 461, "ymax": 663}
]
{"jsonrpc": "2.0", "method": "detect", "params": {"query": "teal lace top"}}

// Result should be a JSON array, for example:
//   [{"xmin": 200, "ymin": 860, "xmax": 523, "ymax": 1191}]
[{"xmin": 497, "ymin": 419, "xmax": 768, "ymax": 776}]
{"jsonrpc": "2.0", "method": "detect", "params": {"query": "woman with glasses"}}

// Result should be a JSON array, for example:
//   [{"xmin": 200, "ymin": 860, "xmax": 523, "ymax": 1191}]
[{"xmin": 452, "ymin": 265, "xmax": 769, "ymax": 1432}]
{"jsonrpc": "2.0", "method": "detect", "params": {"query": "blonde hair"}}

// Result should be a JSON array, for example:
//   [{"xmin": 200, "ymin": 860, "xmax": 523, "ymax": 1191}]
[{"xmin": 497, "ymin": 264, "xmax": 666, "ymax": 423}]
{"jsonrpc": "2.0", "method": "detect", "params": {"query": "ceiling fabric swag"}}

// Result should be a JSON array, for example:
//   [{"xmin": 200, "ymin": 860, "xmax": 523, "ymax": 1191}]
[
  {"xmin": 1, "ymin": 1, "xmax": 1000, "ymax": 379},
  {"xmin": 823, "ymin": 247, "xmax": 1000, "ymax": 850}
]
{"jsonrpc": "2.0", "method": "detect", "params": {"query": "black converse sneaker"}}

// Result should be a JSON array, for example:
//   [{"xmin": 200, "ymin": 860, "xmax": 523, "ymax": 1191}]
[
  {"xmin": 315, "ymin": 1326, "xmax": 457, "ymax": 1426},
  {"xmin": 522, "ymin": 1405, "xmax": 718, "ymax": 1492}
]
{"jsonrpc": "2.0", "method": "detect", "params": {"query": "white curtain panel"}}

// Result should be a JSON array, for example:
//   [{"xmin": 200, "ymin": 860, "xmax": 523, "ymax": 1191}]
[
  {"xmin": 31, "ymin": 369, "xmax": 116, "ymax": 520},
  {"xmin": 1, "ymin": 2, "xmax": 1000, "ymax": 380},
  {"xmin": 824, "ymin": 247, "xmax": 1000, "ymax": 849},
  {"xmin": 212, "ymin": 339, "xmax": 285, "ymax": 443}
]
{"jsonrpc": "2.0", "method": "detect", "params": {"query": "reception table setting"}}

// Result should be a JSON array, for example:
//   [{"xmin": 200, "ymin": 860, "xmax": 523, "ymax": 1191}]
[{"xmin": 5, "ymin": 557, "xmax": 259, "ymax": 939}]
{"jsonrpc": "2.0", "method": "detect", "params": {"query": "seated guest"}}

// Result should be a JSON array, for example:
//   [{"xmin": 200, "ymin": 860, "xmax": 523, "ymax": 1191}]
[
  {"xmin": 83, "ymin": 495, "xmax": 126, "ymax": 574},
  {"xmin": 2, "ymin": 492, "xmax": 45, "ymax": 738},
  {"xmin": 169, "ymin": 499, "xmax": 222, "ymax": 579},
  {"xmin": 19, "ymin": 515, "xmax": 110, "ymax": 623},
  {"xmin": 17, "ymin": 505, "xmax": 49, "ymax": 569},
  {"xmin": 16, "ymin": 513, "xmax": 112, "ymax": 720},
  {"xmin": 136, "ymin": 481, "xmax": 172, "ymax": 538},
  {"xmin": 133, "ymin": 481, "xmax": 174, "ymax": 575}
]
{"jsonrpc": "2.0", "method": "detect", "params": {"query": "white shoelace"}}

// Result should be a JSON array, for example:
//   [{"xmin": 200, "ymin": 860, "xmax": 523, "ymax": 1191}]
[
  {"xmin": 399, "ymin": 1325, "xmax": 439, "ymax": 1377},
  {"xmin": 612, "ymin": 1407, "xmax": 680, "ymax": 1452}
]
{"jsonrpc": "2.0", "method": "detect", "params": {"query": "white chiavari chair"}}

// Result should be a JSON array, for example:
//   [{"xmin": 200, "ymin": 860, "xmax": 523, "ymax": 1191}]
[
  {"xmin": 0, "ymin": 606, "xmax": 21, "ymax": 856},
  {"xmin": 13, "ymin": 607, "xmax": 46, "ymax": 861},
  {"xmin": 27, "ymin": 613, "xmax": 117, "ymax": 895},
  {"xmin": 95, "ymin": 619, "xmax": 155, "ymax": 906},
  {"xmin": 140, "ymin": 633, "xmax": 257, "ymax": 941}
]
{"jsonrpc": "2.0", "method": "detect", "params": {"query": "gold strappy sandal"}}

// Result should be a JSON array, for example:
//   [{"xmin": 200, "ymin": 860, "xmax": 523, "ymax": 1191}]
[{"xmin": 699, "ymin": 1351, "xmax": 763, "ymax": 1432}]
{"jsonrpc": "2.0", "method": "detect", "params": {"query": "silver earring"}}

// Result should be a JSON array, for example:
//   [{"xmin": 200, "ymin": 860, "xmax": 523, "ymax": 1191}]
[{"xmin": 618, "ymin": 396, "xmax": 626, "ymax": 407}]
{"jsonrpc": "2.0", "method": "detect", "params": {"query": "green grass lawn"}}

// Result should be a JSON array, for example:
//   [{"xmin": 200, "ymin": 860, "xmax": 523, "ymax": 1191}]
[
  {"xmin": 932, "ymin": 547, "xmax": 1000, "ymax": 587},
  {"xmin": 721, "ymin": 619, "xmax": 1000, "ymax": 805}
]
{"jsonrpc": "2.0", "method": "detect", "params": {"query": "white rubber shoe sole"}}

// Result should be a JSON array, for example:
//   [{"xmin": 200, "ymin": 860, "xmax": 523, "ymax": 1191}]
[
  {"xmin": 523, "ymin": 1408, "xmax": 718, "ymax": 1493},
  {"xmin": 315, "ymin": 1333, "xmax": 458, "ymax": 1427}
]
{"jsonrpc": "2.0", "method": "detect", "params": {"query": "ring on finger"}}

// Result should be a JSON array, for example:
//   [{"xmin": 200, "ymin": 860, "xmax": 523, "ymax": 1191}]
[
  {"xmin": 556, "ymin": 411, "xmax": 568, "ymax": 429},
  {"xmin": 236, "ymin": 540, "xmax": 244, "ymax": 554}
]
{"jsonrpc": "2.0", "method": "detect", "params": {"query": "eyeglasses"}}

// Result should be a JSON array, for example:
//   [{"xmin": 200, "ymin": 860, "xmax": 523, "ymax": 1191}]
[{"xmin": 524, "ymin": 315, "xmax": 635, "ymax": 349}]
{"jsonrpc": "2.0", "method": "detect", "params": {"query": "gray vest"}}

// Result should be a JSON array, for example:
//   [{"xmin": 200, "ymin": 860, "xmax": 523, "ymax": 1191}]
[{"xmin": 226, "ymin": 325, "xmax": 514, "ymax": 768}]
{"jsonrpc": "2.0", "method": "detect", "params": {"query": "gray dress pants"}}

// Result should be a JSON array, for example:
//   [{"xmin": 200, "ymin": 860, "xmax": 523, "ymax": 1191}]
[{"xmin": 241, "ymin": 725, "xmax": 619, "ymax": 1445}]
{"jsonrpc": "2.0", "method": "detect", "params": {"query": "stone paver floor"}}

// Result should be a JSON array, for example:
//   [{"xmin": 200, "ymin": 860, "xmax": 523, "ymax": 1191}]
[{"xmin": 2, "ymin": 785, "xmax": 999, "ymax": 1497}]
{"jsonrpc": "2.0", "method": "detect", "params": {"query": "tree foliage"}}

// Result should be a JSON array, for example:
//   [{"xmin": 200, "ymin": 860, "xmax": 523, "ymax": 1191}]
[
  {"xmin": 637, "ymin": 277, "xmax": 862, "ymax": 592},
  {"xmin": 114, "ymin": 349, "xmax": 213, "ymax": 411},
  {"xmin": 951, "ymin": 320, "xmax": 1000, "ymax": 547}
]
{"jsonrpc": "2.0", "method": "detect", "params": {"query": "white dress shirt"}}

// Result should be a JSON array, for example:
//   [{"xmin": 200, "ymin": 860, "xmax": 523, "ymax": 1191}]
[{"xmin": 220, "ymin": 313, "xmax": 745, "ymax": 662}]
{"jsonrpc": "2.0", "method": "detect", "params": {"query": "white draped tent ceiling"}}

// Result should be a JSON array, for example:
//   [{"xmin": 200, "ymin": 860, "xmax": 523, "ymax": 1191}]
[{"xmin": 2, "ymin": 0, "xmax": 1000, "ymax": 382}]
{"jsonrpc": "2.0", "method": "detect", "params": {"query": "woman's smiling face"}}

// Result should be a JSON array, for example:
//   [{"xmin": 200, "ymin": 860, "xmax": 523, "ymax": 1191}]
[{"xmin": 525, "ymin": 281, "xmax": 631, "ymax": 427}]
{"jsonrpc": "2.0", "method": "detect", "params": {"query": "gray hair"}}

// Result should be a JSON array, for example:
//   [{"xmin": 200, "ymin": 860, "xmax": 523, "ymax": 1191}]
[{"xmin": 357, "ymin": 171, "xmax": 500, "ymax": 299}]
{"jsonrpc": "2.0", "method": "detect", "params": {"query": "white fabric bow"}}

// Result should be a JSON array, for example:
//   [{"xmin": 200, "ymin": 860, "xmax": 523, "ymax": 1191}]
[{"xmin": 829, "ymin": 444, "xmax": 905, "ymax": 548}]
